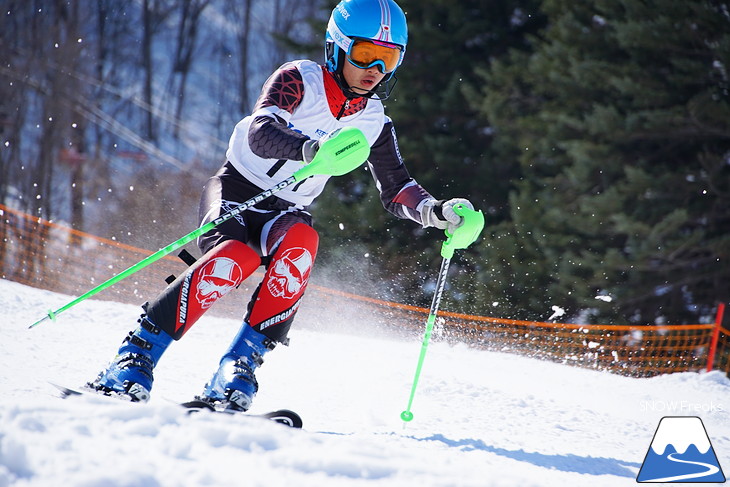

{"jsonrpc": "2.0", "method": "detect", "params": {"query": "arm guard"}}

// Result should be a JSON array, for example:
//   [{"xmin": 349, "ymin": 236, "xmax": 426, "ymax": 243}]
[
  {"xmin": 247, "ymin": 63, "xmax": 310, "ymax": 161},
  {"xmin": 368, "ymin": 121, "xmax": 433, "ymax": 223}
]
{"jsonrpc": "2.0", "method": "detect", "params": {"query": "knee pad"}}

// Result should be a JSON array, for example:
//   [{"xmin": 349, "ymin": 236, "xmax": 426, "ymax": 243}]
[
  {"xmin": 247, "ymin": 223, "xmax": 318, "ymax": 342},
  {"xmin": 147, "ymin": 239, "xmax": 260, "ymax": 339}
]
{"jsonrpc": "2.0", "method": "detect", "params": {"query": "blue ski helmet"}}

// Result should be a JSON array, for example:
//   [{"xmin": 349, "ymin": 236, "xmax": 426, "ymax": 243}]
[{"xmin": 326, "ymin": 0, "xmax": 408, "ymax": 86}]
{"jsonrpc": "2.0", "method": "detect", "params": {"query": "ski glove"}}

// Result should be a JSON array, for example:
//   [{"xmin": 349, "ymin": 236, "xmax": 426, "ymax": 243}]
[
  {"xmin": 301, "ymin": 139, "xmax": 320, "ymax": 164},
  {"xmin": 420, "ymin": 198, "xmax": 475, "ymax": 233}
]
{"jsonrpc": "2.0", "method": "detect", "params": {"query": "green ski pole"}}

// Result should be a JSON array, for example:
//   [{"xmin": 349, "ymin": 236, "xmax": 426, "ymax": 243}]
[
  {"xmin": 28, "ymin": 127, "xmax": 370, "ymax": 329},
  {"xmin": 401, "ymin": 204, "xmax": 485, "ymax": 423}
]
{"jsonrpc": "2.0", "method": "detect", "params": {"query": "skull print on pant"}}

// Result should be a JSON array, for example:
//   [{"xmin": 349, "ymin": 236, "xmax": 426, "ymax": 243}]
[
  {"xmin": 196, "ymin": 257, "xmax": 245, "ymax": 309},
  {"xmin": 146, "ymin": 239, "xmax": 261, "ymax": 340},
  {"xmin": 267, "ymin": 247, "xmax": 313, "ymax": 299},
  {"xmin": 247, "ymin": 222, "xmax": 319, "ymax": 343}
]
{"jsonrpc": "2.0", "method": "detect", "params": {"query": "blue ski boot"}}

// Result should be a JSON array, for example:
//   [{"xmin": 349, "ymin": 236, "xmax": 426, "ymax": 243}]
[
  {"xmin": 90, "ymin": 315, "xmax": 173, "ymax": 402},
  {"xmin": 200, "ymin": 324, "xmax": 275, "ymax": 411}
]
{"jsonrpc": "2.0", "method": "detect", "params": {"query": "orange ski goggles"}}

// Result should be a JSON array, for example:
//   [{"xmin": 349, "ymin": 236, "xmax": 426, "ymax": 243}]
[{"xmin": 346, "ymin": 39, "xmax": 404, "ymax": 74}]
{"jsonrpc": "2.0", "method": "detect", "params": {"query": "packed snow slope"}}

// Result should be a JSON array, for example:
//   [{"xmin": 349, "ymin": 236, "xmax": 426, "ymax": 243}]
[{"xmin": 1, "ymin": 278, "xmax": 729, "ymax": 486}]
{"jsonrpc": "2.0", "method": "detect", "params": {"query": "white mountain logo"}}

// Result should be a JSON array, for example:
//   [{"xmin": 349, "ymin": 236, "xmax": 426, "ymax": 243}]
[{"xmin": 637, "ymin": 416, "xmax": 725, "ymax": 483}]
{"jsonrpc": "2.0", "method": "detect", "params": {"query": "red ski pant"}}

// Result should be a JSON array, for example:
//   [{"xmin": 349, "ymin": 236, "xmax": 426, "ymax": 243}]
[{"xmin": 145, "ymin": 162, "xmax": 318, "ymax": 343}]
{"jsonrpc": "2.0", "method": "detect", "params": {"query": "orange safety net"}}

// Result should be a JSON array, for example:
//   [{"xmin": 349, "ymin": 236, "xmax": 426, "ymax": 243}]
[{"xmin": 1, "ymin": 203, "xmax": 727, "ymax": 378}]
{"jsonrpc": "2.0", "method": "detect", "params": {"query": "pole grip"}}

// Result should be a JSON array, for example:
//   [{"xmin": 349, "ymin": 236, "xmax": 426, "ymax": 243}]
[
  {"xmin": 441, "ymin": 205, "xmax": 485, "ymax": 259},
  {"xmin": 293, "ymin": 127, "xmax": 370, "ymax": 181}
]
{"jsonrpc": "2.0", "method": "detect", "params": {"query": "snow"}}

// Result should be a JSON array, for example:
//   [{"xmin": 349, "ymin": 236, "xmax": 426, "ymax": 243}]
[
  {"xmin": 547, "ymin": 305, "xmax": 565, "ymax": 321},
  {"xmin": 2, "ymin": 278, "xmax": 730, "ymax": 486}
]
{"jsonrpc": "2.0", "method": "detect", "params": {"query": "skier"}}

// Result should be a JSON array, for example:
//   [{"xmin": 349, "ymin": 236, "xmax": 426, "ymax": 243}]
[{"xmin": 91, "ymin": 0, "xmax": 476, "ymax": 411}]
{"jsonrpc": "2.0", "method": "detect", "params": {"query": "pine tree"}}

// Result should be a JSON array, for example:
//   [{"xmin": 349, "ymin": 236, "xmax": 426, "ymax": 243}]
[{"xmin": 479, "ymin": 0, "xmax": 730, "ymax": 324}]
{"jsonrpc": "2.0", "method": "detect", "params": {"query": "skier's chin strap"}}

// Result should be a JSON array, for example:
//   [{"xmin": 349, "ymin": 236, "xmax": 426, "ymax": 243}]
[
  {"xmin": 331, "ymin": 66, "xmax": 398, "ymax": 101},
  {"xmin": 371, "ymin": 74, "xmax": 397, "ymax": 100}
]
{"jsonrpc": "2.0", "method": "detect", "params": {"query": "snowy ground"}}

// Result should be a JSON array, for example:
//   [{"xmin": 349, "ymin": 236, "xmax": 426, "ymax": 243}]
[{"xmin": 1, "ymin": 278, "xmax": 729, "ymax": 486}]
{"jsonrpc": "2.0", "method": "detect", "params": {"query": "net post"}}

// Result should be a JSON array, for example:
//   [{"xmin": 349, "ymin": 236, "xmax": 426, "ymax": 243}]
[{"xmin": 706, "ymin": 302, "xmax": 726, "ymax": 372}]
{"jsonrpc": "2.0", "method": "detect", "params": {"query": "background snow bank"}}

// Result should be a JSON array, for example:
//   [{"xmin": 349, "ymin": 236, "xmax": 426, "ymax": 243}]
[{"xmin": 1, "ymin": 279, "xmax": 729, "ymax": 486}]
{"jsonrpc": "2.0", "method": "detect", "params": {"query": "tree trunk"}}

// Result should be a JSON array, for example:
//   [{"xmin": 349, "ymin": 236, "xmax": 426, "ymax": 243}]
[{"xmin": 143, "ymin": 0, "xmax": 156, "ymax": 141}]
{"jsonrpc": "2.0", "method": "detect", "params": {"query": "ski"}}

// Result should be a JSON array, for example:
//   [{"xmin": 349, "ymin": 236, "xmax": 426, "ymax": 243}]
[
  {"xmin": 180, "ymin": 399, "xmax": 303, "ymax": 429},
  {"xmin": 51, "ymin": 383, "xmax": 302, "ymax": 428},
  {"xmin": 51, "ymin": 382, "xmax": 135, "ymax": 401},
  {"xmin": 51, "ymin": 382, "xmax": 85, "ymax": 398}
]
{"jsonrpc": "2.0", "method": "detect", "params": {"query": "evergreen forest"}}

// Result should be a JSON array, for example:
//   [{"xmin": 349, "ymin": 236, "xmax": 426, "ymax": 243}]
[{"xmin": 1, "ymin": 0, "xmax": 728, "ymax": 326}]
